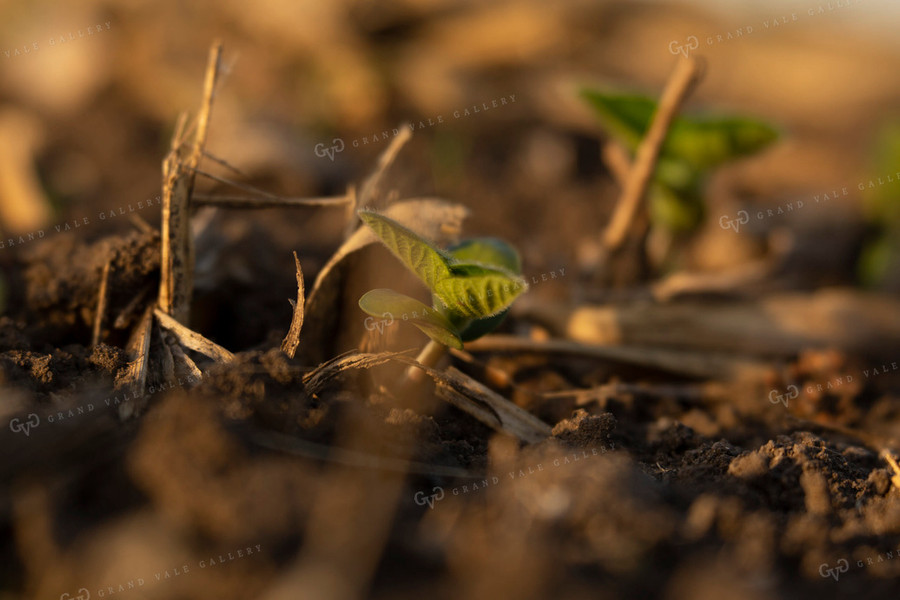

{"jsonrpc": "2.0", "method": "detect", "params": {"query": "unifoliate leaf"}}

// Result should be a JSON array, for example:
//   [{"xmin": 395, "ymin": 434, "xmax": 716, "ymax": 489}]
[
  {"xmin": 359, "ymin": 288, "xmax": 463, "ymax": 349},
  {"xmin": 358, "ymin": 210, "xmax": 453, "ymax": 290},
  {"xmin": 447, "ymin": 238, "xmax": 523, "ymax": 274},
  {"xmin": 433, "ymin": 263, "xmax": 527, "ymax": 319},
  {"xmin": 579, "ymin": 90, "xmax": 654, "ymax": 149},
  {"xmin": 666, "ymin": 117, "xmax": 779, "ymax": 170},
  {"xmin": 580, "ymin": 89, "xmax": 778, "ymax": 170}
]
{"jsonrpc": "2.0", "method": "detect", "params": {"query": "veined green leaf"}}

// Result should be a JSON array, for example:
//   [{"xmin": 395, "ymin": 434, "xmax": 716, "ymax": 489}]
[
  {"xmin": 434, "ymin": 263, "xmax": 527, "ymax": 319},
  {"xmin": 447, "ymin": 238, "xmax": 523, "ymax": 274},
  {"xmin": 358, "ymin": 210, "xmax": 452, "ymax": 290},
  {"xmin": 359, "ymin": 289, "xmax": 463, "ymax": 349}
]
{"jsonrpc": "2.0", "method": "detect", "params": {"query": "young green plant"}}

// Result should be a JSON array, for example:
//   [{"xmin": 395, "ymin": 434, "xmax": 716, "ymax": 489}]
[
  {"xmin": 357, "ymin": 209, "xmax": 528, "ymax": 384},
  {"xmin": 580, "ymin": 90, "xmax": 779, "ymax": 232}
]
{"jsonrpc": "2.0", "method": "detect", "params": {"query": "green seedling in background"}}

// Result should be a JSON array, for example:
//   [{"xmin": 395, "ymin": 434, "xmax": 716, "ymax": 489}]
[
  {"xmin": 858, "ymin": 122, "xmax": 900, "ymax": 288},
  {"xmin": 580, "ymin": 90, "xmax": 779, "ymax": 232},
  {"xmin": 358, "ymin": 210, "xmax": 527, "ymax": 357}
]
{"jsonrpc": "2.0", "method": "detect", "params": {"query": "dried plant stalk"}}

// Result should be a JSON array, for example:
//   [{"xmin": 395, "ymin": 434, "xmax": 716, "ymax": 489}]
[
  {"xmin": 603, "ymin": 57, "xmax": 702, "ymax": 251},
  {"xmin": 281, "ymin": 251, "xmax": 306, "ymax": 359},
  {"xmin": 158, "ymin": 42, "xmax": 223, "ymax": 323}
]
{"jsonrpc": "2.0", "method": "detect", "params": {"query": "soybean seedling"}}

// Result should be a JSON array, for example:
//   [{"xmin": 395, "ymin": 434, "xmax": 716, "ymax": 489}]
[
  {"xmin": 580, "ymin": 89, "xmax": 779, "ymax": 233},
  {"xmin": 357, "ymin": 209, "xmax": 528, "ymax": 385}
]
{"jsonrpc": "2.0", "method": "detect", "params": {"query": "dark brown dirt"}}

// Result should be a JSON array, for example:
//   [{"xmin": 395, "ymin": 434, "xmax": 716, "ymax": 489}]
[
  {"xmin": 3, "ymin": 3, "xmax": 900, "ymax": 596},
  {"xmin": 2, "ymin": 234, "xmax": 900, "ymax": 599}
]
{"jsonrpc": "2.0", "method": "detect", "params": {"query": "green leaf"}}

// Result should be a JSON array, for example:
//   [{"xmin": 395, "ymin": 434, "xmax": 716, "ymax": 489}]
[
  {"xmin": 358, "ymin": 210, "xmax": 452, "ymax": 290},
  {"xmin": 447, "ymin": 238, "xmax": 523, "ymax": 274},
  {"xmin": 433, "ymin": 263, "xmax": 527, "ymax": 319},
  {"xmin": 666, "ymin": 117, "xmax": 779, "ymax": 170},
  {"xmin": 459, "ymin": 309, "xmax": 509, "ymax": 341},
  {"xmin": 359, "ymin": 289, "xmax": 463, "ymax": 349},
  {"xmin": 359, "ymin": 210, "xmax": 528, "ymax": 338},
  {"xmin": 650, "ymin": 182, "xmax": 705, "ymax": 233},
  {"xmin": 580, "ymin": 88, "xmax": 778, "ymax": 170},
  {"xmin": 580, "ymin": 90, "xmax": 654, "ymax": 149}
]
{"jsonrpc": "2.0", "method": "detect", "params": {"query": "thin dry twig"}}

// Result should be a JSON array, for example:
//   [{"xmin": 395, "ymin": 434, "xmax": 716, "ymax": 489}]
[
  {"xmin": 168, "ymin": 336, "xmax": 203, "ymax": 381},
  {"xmin": 200, "ymin": 149, "xmax": 252, "ymax": 178},
  {"xmin": 882, "ymin": 450, "xmax": 900, "ymax": 491},
  {"xmin": 129, "ymin": 214, "xmax": 154, "ymax": 234},
  {"xmin": 602, "ymin": 142, "xmax": 633, "ymax": 188},
  {"xmin": 602, "ymin": 56, "xmax": 703, "ymax": 251},
  {"xmin": 400, "ymin": 360, "xmax": 551, "ymax": 444},
  {"xmin": 302, "ymin": 350, "xmax": 413, "ymax": 395},
  {"xmin": 158, "ymin": 113, "xmax": 189, "ymax": 319},
  {"xmin": 542, "ymin": 381, "xmax": 729, "ymax": 407},
  {"xmin": 447, "ymin": 347, "xmax": 514, "ymax": 388},
  {"xmin": 91, "ymin": 259, "xmax": 112, "ymax": 347},
  {"xmin": 116, "ymin": 306, "xmax": 154, "ymax": 419},
  {"xmin": 154, "ymin": 307, "xmax": 235, "ymax": 363},
  {"xmin": 191, "ymin": 167, "xmax": 281, "ymax": 198},
  {"xmin": 440, "ymin": 367, "xmax": 551, "ymax": 443},
  {"xmin": 466, "ymin": 335, "xmax": 770, "ymax": 381},
  {"xmin": 114, "ymin": 284, "xmax": 153, "ymax": 329},
  {"xmin": 281, "ymin": 251, "xmax": 306, "ymax": 359},
  {"xmin": 193, "ymin": 193, "xmax": 352, "ymax": 209},
  {"xmin": 300, "ymin": 349, "xmax": 550, "ymax": 443},
  {"xmin": 357, "ymin": 123, "xmax": 413, "ymax": 210},
  {"xmin": 158, "ymin": 41, "xmax": 223, "ymax": 323}
]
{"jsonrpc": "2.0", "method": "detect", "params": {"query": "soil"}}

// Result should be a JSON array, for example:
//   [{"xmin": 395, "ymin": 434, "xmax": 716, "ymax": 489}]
[
  {"xmin": 2, "ymin": 235, "xmax": 900, "ymax": 599},
  {"xmin": 3, "ymin": 2, "xmax": 900, "ymax": 599}
]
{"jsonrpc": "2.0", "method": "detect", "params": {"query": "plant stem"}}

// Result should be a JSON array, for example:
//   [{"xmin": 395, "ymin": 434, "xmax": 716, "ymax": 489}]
[{"xmin": 402, "ymin": 339, "xmax": 447, "ymax": 388}]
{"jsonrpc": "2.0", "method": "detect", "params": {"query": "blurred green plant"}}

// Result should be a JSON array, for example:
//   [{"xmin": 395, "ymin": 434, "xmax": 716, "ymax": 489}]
[
  {"xmin": 858, "ymin": 122, "xmax": 900, "ymax": 287},
  {"xmin": 580, "ymin": 90, "xmax": 779, "ymax": 232},
  {"xmin": 357, "ymin": 209, "xmax": 527, "ymax": 354}
]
